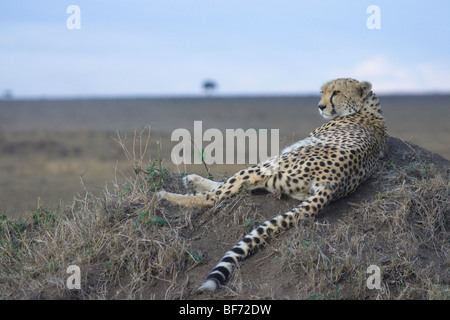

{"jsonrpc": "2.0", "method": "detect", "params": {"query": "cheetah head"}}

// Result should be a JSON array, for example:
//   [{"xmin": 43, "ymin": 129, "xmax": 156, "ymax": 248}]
[{"xmin": 318, "ymin": 78, "xmax": 372, "ymax": 120}]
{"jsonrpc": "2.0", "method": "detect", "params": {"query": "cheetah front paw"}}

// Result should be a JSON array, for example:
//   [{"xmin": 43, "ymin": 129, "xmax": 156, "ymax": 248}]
[
  {"xmin": 156, "ymin": 190, "xmax": 169, "ymax": 204},
  {"xmin": 183, "ymin": 174, "xmax": 223, "ymax": 193},
  {"xmin": 182, "ymin": 174, "xmax": 204, "ymax": 193}
]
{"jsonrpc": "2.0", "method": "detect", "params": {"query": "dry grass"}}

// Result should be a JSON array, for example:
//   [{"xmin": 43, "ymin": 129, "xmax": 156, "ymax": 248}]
[
  {"xmin": 0, "ymin": 131, "xmax": 448, "ymax": 300},
  {"xmin": 277, "ymin": 168, "xmax": 449, "ymax": 299},
  {"xmin": 0, "ymin": 128, "xmax": 191, "ymax": 299},
  {"xmin": 0, "ymin": 173, "xmax": 191, "ymax": 299}
]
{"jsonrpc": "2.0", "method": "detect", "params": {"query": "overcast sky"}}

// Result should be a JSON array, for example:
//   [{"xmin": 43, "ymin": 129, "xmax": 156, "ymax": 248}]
[{"xmin": 1, "ymin": 0, "xmax": 449, "ymax": 98}]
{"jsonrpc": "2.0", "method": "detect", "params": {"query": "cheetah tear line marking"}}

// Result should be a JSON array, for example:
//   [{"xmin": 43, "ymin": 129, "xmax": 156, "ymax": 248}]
[{"xmin": 157, "ymin": 78, "xmax": 387, "ymax": 292}]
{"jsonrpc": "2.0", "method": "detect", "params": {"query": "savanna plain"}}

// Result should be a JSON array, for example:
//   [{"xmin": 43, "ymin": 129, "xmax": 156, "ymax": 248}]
[{"xmin": 1, "ymin": 95, "xmax": 448, "ymax": 215}]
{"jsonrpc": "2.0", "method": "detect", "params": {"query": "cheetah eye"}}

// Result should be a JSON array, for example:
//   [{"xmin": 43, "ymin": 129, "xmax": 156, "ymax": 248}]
[{"xmin": 333, "ymin": 90, "xmax": 341, "ymax": 96}]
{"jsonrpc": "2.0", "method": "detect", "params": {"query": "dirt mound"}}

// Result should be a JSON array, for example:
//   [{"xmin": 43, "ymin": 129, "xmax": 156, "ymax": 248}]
[
  {"xmin": 1, "ymin": 137, "xmax": 448, "ymax": 300},
  {"xmin": 149, "ymin": 136, "xmax": 449, "ymax": 299}
]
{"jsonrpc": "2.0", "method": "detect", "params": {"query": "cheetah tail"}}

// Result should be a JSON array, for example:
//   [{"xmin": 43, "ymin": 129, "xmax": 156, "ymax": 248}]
[{"xmin": 197, "ymin": 198, "xmax": 326, "ymax": 292}]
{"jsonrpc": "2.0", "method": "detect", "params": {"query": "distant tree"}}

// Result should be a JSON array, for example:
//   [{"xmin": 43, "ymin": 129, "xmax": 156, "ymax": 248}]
[
  {"xmin": 202, "ymin": 80, "xmax": 218, "ymax": 95},
  {"xmin": 2, "ymin": 89, "xmax": 13, "ymax": 100}
]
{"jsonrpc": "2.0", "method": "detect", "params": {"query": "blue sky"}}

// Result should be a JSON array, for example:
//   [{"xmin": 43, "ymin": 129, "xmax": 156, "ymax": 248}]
[{"xmin": 1, "ymin": 0, "xmax": 450, "ymax": 97}]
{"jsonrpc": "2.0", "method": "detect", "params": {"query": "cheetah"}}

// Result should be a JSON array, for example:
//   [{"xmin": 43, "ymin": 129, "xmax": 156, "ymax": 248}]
[{"xmin": 157, "ymin": 78, "xmax": 387, "ymax": 292}]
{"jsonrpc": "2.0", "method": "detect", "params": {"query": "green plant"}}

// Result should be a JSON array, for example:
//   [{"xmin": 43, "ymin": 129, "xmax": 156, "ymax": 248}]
[
  {"xmin": 32, "ymin": 208, "xmax": 56, "ymax": 227},
  {"xmin": 309, "ymin": 293, "xmax": 331, "ymax": 300},
  {"xmin": 144, "ymin": 157, "xmax": 169, "ymax": 191},
  {"xmin": 376, "ymin": 192, "xmax": 390, "ymax": 199},
  {"xmin": 386, "ymin": 158, "xmax": 395, "ymax": 172},
  {"xmin": 149, "ymin": 216, "xmax": 168, "ymax": 226},
  {"xmin": 136, "ymin": 210, "xmax": 168, "ymax": 226},
  {"xmin": 244, "ymin": 219, "xmax": 253, "ymax": 232},
  {"xmin": 188, "ymin": 251, "xmax": 204, "ymax": 263}
]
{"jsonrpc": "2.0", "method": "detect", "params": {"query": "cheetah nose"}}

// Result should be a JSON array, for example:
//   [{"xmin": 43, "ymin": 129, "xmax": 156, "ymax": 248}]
[{"xmin": 318, "ymin": 104, "xmax": 326, "ymax": 111}]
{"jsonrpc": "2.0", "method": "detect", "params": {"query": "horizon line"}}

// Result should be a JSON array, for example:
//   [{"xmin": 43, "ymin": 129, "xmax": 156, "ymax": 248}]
[{"xmin": 2, "ymin": 90, "xmax": 450, "ymax": 101}]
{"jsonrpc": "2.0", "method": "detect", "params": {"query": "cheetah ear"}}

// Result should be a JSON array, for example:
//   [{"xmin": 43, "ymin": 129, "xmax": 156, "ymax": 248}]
[{"xmin": 357, "ymin": 81, "xmax": 372, "ymax": 98}]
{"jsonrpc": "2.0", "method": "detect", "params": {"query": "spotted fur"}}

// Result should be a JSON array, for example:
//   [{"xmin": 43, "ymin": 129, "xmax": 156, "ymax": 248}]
[{"xmin": 157, "ymin": 78, "xmax": 387, "ymax": 292}]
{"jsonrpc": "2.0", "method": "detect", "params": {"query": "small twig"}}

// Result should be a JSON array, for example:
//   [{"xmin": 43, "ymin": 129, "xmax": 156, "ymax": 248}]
[{"xmin": 190, "ymin": 139, "xmax": 213, "ymax": 179}]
